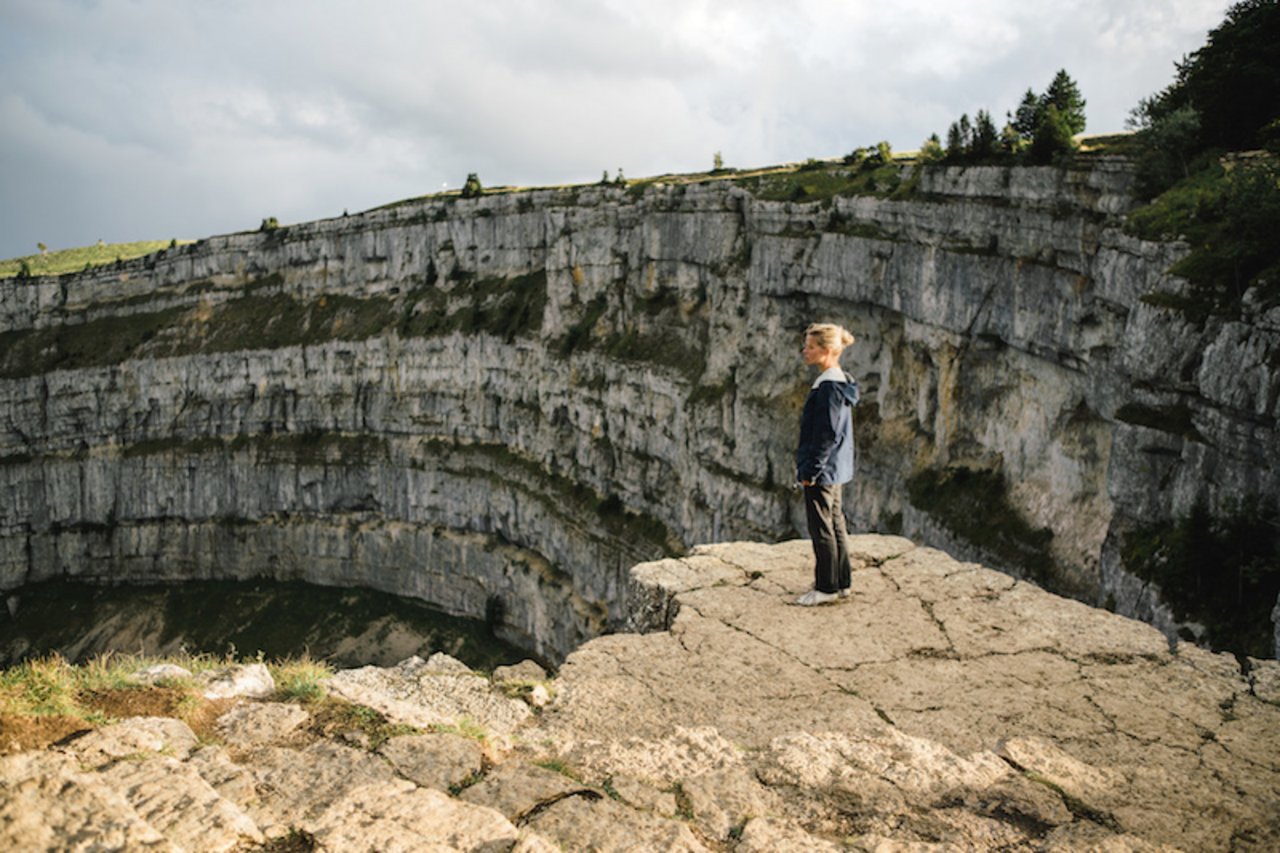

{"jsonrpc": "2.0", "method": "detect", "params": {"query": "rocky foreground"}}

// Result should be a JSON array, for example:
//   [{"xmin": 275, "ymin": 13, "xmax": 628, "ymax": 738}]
[{"xmin": 4, "ymin": 536, "xmax": 1279, "ymax": 851}]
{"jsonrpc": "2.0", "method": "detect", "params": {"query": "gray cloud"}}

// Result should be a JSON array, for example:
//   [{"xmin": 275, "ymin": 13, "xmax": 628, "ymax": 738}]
[{"xmin": 0, "ymin": 0, "xmax": 1230, "ymax": 260}]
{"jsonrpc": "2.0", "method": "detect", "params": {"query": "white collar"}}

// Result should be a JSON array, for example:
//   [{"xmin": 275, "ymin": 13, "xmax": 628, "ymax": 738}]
[{"xmin": 812, "ymin": 366, "xmax": 847, "ymax": 388}]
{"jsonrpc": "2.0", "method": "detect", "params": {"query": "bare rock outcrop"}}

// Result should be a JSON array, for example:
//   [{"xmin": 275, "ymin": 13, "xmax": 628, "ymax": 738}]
[{"xmin": 2, "ymin": 536, "xmax": 1277, "ymax": 850}]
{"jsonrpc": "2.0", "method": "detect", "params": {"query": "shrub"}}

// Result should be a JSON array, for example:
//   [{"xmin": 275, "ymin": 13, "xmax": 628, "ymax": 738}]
[
  {"xmin": 919, "ymin": 133, "xmax": 944, "ymax": 163},
  {"xmin": 271, "ymin": 657, "xmax": 334, "ymax": 703}
]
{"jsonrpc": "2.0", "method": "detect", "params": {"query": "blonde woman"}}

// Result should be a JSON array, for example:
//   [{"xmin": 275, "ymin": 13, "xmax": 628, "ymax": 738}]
[{"xmin": 794, "ymin": 322, "xmax": 860, "ymax": 605}]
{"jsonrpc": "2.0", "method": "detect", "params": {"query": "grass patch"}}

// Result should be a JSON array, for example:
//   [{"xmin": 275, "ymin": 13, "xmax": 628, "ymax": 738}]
[
  {"xmin": 403, "ymin": 270, "xmax": 547, "ymax": 343},
  {"xmin": 602, "ymin": 326, "xmax": 705, "ymax": 380},
  {"xmin": 258, "ymin": 828, "xmax": 319, "ymax": 853},
  {"xmin": 272, "ymin": 657, "xmax": 335, "ymax": 703},
  {"xmin": 534, "ymin": 757, "xmax": 583, "ymax": 782},
  {"xmin": 556, "ymin": 295, "xmax": 609, "ymax": 356},
  {"xmin": 0, "ymin": 240, "xmax": 193, "ymax": 280},
  {"xmin": 0, "ymin": 651, "xmax": 246, "ymax": 752},
  {"xmin": 733, "ymin": 160, "xmax": 909, "ymax": 203},
  {"xmin": 428, "ymin": 716, "xmax": 490, "ymax": 743}
]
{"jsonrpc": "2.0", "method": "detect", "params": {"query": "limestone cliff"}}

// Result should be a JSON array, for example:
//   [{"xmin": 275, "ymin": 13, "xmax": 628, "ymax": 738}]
[{"xmin": 1, "ymin": 158, "xmax": 1277, "ymax": 660}]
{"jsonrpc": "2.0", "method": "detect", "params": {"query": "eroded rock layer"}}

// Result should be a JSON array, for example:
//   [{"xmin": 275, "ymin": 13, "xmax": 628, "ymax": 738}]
[{"xmin": 2, "ymin": 160, "xmax": 1278, "ymax": 658}]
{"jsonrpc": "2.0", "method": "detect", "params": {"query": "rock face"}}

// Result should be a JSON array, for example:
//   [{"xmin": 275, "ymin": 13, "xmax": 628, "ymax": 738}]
[
  {"xmin": 1, "ymin": 159, "xmax": 1278, "ymax": 658},
  {"xmin": 4, "ymin": 537, "xmax": 1278, "ymax": 851}
]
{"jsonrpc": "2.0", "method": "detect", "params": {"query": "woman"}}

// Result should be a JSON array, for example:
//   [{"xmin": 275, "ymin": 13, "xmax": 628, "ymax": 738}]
[{"xmin": 794, "ymin": 322, "xmax": 860, "ymax": 606}]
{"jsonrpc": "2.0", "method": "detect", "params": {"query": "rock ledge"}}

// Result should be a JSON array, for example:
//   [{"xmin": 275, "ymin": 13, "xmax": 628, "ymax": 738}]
[{"xmin": 3, "ymin": 536, "xmax": 1278, "ymax": 851}]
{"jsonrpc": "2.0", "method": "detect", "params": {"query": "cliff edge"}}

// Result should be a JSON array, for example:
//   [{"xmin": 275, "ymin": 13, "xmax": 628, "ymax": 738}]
[{"xmin": 5, "ymin": 536, "xmax": 1278, "ymax": 850}]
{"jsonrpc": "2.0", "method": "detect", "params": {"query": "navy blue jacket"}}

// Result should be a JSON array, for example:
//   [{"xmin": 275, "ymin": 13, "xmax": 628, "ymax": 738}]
[{"xmin": 795, "ymin": 372, "xmax": 860, "ymax": 485}]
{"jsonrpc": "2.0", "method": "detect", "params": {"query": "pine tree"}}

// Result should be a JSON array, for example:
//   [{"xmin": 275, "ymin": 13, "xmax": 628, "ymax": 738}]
[
  {"xmin": 1043, "ymin": 69, "xmax": 1087, "ymax": 135},
  {"xmin": 945, "ymin": 120, "xmax": 966, "ymax": 161},
  {"xmin": 1029, "ymin": 104, "xmax": 1076, "ymax": 164},
  {"xmin": 1012, "ymin": 88, "xmax": 1041, "ymax": 138},
  {"xmin": 972, "ymin": 110, "xmax": 1000, "ymax": 159}
]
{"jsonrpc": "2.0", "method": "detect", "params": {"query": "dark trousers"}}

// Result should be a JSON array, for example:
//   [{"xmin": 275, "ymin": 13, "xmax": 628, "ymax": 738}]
[{"xmin": 804, "ymin": 484, "xmax": 853, "ymax": 593}]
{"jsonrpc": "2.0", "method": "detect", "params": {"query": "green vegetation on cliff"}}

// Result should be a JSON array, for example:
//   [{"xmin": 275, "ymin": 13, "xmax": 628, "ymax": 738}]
[
  {"xmin": 733, "ymin": 155, "xmax": 910, "ymax": 202},
  {"xmin": 1122, "ymin": 498, "xmax": 1280, "ymax": 658},
  {"xmin": 0, "ymin": 270, "xmax": 549, "ymax": 379},
  {"xmin": 1125, "ymin": 156, "xmax": 1280, "ymax": 319}
]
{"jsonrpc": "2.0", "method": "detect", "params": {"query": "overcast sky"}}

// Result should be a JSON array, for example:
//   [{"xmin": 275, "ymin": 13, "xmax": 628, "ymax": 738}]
[{"xmin": 0, "ymin": 0, "xmax": 1231, "ymax": 261}]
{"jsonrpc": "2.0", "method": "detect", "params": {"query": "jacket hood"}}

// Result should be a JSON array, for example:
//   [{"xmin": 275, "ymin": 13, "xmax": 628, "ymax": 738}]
[{"xmin": 812, "ymin": 367, "xmax": 860, "ymax": 406}]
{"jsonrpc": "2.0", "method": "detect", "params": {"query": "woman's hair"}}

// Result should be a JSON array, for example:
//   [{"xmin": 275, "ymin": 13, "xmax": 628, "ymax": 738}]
[{"xmin": 805, "ymin": 322, "xmax": 855, "ymax": 353}]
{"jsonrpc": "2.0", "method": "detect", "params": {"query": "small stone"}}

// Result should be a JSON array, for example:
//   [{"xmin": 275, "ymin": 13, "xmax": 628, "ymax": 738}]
[
  {"xmin": 328, "ymin": 655, "xmax": 532, "ymax": 735},
  {"xmin": 512, "ymin": 828, "xmax": 564, "ymax": 852},
  {"xmin": 131, "ymin": 663, "xmax": 193, "ymax": 685},
  {"xmin": 493, "ymin": 660, "xmax": 549, "ymax": 683},
  {"xmin": 99, "ymin": 755, "xmax": 264, "ymax": 851},
  {"xmin": 525, "ymin": 683, "xmax": 552, "ymax": 708},
  {"xmin": 199, "ymin": 663, "xmax": 275, "ymax": 700},
  {"xmin": 423, "ymin": 652, "xmax": 473, "ymax": 673},
  {"xmin": 605, "ymin": 774, "xmax": 678, "ymax": 815},
  {"xmin": 458, "ymin": 762, "xmax": 586, "ymax": 820}
]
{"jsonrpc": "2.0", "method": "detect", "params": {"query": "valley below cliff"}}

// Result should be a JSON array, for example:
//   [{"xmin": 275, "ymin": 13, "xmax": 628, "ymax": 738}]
[{"xmin": 1, "ymin": 156, "xmax": 1278, "ymax": 661}]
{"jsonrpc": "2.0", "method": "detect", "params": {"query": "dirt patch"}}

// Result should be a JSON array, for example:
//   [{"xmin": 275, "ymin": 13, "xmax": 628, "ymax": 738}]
[
  {"xmin": 183, "ymin": 696, "xmax": 238, "ymax": 744},
  {"xmin": 0, "ymin": 713, "xmax": 91, "ymax": 755},
  {"xmin": 80, "ymin": 686, "xmax": 238, "ymax": 744},
  {"xmin": 82, "ymin": 686, "xmax": 189, "ymax": 719}
]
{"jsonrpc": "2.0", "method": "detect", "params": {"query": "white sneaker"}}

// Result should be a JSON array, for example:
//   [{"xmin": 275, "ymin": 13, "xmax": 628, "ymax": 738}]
[
  {"xmin": 838, "ymin": 588, "xmax": 851, "ymax": 598},
  {"xmin": 796, "ymin": 589, "xmax": 839, "ymax": 606}
]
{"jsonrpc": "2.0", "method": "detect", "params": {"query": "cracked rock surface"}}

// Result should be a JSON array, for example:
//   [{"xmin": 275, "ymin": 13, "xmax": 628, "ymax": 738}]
[
  {"xmin": 3, "ymin": 536, "xmax": 1278, "ymax": 850},
  {"xmin": 546, "ymin": 536, "xmax": 1280, "ymax": 850}
]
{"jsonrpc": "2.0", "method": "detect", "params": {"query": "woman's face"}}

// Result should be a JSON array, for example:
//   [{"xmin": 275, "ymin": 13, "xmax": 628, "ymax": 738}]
[{"xmin": 802, "ymin": 335, "xmax": 828, "ymax": 366}]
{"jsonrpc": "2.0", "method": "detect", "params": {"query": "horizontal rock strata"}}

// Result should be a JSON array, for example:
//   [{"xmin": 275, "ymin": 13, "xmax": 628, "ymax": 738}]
[{"xmin": 2, "ymin": 159, "xmax": 1278, "ymax": 656}]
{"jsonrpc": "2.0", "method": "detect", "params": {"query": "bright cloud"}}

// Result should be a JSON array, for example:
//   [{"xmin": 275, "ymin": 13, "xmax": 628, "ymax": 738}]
[{"xmin": 0, "ymin": 0, "xmax": 1231, "ymax": 259}]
